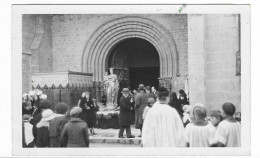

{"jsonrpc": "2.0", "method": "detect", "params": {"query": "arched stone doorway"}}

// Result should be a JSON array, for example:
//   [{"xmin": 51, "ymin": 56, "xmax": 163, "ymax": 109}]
[
  {"xmin": 82, "ymin": 16, "xmax": 179, "ymax": 100},
  {"xmin": 107, "ymin": 38, "xmax": 160, "ymax": 93}
]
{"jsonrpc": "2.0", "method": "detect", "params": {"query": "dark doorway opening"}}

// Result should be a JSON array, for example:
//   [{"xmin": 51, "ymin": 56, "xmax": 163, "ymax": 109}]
[
  {"xmin": 107, "ymin": 38, "xmax": 160, "ymax": 93},
  {"xmin": 129, "ymin": 66, "xmax": 159, "ymax": 91}
]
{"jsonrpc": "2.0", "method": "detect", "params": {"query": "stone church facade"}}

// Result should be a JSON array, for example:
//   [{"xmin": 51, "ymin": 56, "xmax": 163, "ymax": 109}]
[{"xmin": 22, "ymin": 14, "xmax": 241, "ymax": 111}]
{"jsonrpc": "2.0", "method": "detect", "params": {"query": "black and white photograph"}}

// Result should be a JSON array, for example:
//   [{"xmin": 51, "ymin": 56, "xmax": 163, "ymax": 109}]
[{"xmin": 10, "ymin": 4, "xmax": 251, "ymax": 156}]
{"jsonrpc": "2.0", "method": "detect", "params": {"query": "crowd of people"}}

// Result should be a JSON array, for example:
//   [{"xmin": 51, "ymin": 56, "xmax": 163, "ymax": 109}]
[
  {"xmin": 22, "ymin": 85, "xmax": 241, "ymax": 148},
  {"xmin": 22, "ymin": 90, "xmax": 97, "ymax": 148},
  {"xmin": 118, "ymin": 84, "xmax": 241, "ymax": 147}
]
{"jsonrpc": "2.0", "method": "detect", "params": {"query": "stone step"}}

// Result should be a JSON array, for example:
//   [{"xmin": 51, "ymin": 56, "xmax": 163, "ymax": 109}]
[{"xmin": 90, "ymin": 137, "xmax": 141, "ymax": 146}]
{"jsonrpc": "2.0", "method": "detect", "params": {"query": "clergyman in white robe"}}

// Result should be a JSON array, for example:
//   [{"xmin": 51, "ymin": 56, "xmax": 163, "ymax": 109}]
[{"xmin": 142, "ymin": 101, "xmax": 186, "ymax": 147}]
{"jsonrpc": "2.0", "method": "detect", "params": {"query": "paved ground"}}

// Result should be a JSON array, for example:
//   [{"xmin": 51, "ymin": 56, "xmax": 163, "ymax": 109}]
[{"xmin": 89, "ymin": 125, "xmax": 142, "ymax": 147}]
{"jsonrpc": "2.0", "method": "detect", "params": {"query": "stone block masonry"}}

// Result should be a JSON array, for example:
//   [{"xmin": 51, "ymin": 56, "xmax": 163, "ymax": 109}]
[
  {"xmin": 51, "ymin": 14, "xmax": 188, "ymax": 91},
  {"xmin": 188, "ymin": 14, "xmax": 241, "ymax": 112}
]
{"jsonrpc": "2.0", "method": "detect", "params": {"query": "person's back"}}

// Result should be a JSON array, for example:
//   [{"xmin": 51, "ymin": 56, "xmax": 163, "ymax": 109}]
[
  {"xmin": 142, "ymin": 101, "xmax": 186, "ymax": 147},
  {"xmin": 49, "ymin": 102, "xmax": 69, "ymax": 147},
  {"xmin": 216, "ymin": 120, "xmax": 241, "ymax": 147},
  {"xmin": 60, "ymin": 107, "xmax": 89, "ymax": 147},
  {"xmin": 216, "ymin": 102, "xmax": 241, "ymax": 147},
  {"xmin": 136, "ymin": 91, "xmax": 148, "ymax": 111},
  {"xmin": 49, "ymin": 115, "xmax": 68, "ymax": 147},
  {"xmin": 185, "ymin": 123, "xmax": 216, "ymax": 147},
  {"xmin": 61, "ymin": 120, "xmax": 89, "ymax": 147}
]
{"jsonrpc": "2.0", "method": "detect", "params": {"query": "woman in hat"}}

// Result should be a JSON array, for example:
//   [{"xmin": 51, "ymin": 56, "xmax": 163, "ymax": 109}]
[
  {"xmin": 30, "ymin": 99, "xmax": 52, "ymax": 147},
  {"xmin": 79, "ymin": 91, "xmax": 97, "ymax": 135},
  {"xmin": 36, "ymin": 109, "xmax": 57, "ymax": 147},
  {"xmin": 179, "ymin": 93, "xmax": 189, "ymax": 107},
  {"xmin": 60, "ymin": 107, "xmax": 89, "ymax": 147}
]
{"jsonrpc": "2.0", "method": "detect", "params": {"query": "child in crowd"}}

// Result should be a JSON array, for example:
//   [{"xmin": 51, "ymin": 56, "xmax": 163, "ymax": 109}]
[
  {"xmin": 60, "ymin": 107, "xmax": 89, "ymax": 147},
  {"xmin": 185, "ymin": 106, "xmax": 216, "ymax": 147},
  {"xmin": 143, "ymin": 97, "xmax": 156, "ymax": 120},
  {"xmin": 209, "ymin": 110, "xmax": 223, "ymax": 128},
  {"xmin": 182, "ymin": 105, "xmax": 191, "ymax": 127},
  {"xmin": 22, "ymin": 114, "xmax": 34, "ymax": 147},
  {"xmin": 36, "ymin": 109, "xmax": 57, "ymax": 147},
  {"xmin": 49, "ymin": 102, "xmax": 69, "ymax": 147},
  {"xmin": 216, "ymin": 102, "xmax": 241, "ymax": 147},
  {"xmin": 235, "ymin": 112, "xmax": 241, "ymax": 123}
]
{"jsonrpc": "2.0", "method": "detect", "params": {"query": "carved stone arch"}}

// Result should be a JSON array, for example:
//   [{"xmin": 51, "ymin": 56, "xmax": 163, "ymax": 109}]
[{"xmin": 82, "ymin": 16, "xmax": 179, "ymax": 82}]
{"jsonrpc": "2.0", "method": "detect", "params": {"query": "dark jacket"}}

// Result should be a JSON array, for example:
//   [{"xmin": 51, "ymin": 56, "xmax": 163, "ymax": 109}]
[
  {"xmin": 169, "ymin": 98, "xmax": 183, "ymax": 118},
  {"xmin": 135, "ymin": 92, "xmax": 148, "ymax": 125},
  {"xmin": 119, "ymin": 95, "xmax": 134, "ymax": 126},
  {"xmin": 49, "ymin": 115, "xmax": 68, "ymax": 147},
  {"xmin": 60, "ymin": 118, "xmax": 89, "ymax": 147},
  {"xmin": 30, "ymin": 108, "xmax": 42, "ymax": 141},
  {"xmin": 79, "ymin": 98, "xmax": 97, "ymax": 128},
  {"xmin": 36, "ymin": 121, "xmax": 50, "ymax": 147}
]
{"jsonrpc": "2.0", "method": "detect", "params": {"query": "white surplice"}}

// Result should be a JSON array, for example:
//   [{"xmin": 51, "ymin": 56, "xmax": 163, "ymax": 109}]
[{"xmin": 142, "ymin": 102, "xmax": 186, "ymax": 147}]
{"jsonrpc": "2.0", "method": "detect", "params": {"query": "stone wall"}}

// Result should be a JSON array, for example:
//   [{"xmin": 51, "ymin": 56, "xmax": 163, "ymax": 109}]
[
  {"xmin": 204, "ymin": 15, "xmax": 241, "ymax": 112},
  {"xmin": 188, "ymin": 15, "xmax": 206, "ymax": 106},
  {"xmin": 22, "ymin": 15, "xmax": 35, "ymax": 93},
  {"xmin": 51, "ymin": 14, "xmax": 188, "ymax": 91},
  {"xmin": 22, "ymin": 14, "xmax": 54, "ymax": 93},
  {"xmin": 188, "ymin": 14, "xmax": 241, "ymax": 112}
]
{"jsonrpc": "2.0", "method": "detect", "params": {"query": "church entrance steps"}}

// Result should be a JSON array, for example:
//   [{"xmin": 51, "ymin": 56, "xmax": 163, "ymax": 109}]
[{"xmin": 89, "ymin": 125, "xmax": 142, "ymax": 147}]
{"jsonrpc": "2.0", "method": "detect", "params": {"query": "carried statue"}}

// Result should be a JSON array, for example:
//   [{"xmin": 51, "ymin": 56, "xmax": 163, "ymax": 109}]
[{"xmin": 103, "ymin": 67, "xmax": 121, "ymax": 110}]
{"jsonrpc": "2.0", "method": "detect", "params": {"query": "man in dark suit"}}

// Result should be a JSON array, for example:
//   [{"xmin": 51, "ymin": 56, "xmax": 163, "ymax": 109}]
[
  {"xmin": 135, "ymin": 84, "xmax": 148, "ymax": 137},
  {"xmin": 118, "ymin": 88, "xmax": 135, "ymax": 138}
]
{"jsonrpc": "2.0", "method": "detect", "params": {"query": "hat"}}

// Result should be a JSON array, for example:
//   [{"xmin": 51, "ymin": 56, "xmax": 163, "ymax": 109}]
[
  {"xmin": 23, "ymin": 114, "xmax": 30, "ymax": 121},
  {"xmin": 122, "ymin": 88, "xmax": 129, "ymax": 93},
  {"xmin": 23, "ymin": 93, "xmax": 29, "ymax": 98},
  {"xmin": 138, "ymin": 84, "xmax": 145, "ymax": 91},
  {"xmin": 85, "ymin": 91, "xmax": 90, "ymax": 94},
  {"xmin": 148, "ymin": 97, "xmax": 155, "ymax": 104},
  {"xmin": 40, "ymin": 94, "xmax": 47, "ymax": 100},
  {"xmin": 39, "ymin": 99, "xmax": 52, "ymax": 109},
  {"xmin": 81, "ymin": 92, "xmax": 86, "ymax": 98},
  {"xmin": 36, "ymin": 90, "xmax": 43, "ymax": 96},
  {"xmin": 29, "ymin": 91, "xmax": 35, "ymax": 97},
  {"xmin": 70, "ymin": 107, "xmax": 82, "ymax": 117},
  {"xmin": 55, "ymin": 102, "xmax": 69, "ymax": 114},
  {"xmin": 41, "ymin": 109, "xmax": 56, "ymax": 121}
]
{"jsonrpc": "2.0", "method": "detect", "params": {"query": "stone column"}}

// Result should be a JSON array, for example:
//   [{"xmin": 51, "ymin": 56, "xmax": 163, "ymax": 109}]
[{"xmin": 188, "ymin": 15, "xmax": 206, "ymax": 106}]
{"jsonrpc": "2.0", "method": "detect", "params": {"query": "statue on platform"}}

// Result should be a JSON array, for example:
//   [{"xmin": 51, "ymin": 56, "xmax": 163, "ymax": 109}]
[{"xmin": 104, "ymin": 68, "xmax": 120, "ymax": 110}]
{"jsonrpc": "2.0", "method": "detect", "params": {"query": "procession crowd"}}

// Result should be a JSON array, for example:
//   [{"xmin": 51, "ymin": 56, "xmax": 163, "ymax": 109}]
[{"xmin": 22, "ymin": 84, "xmax": 241, "ymax": 148}]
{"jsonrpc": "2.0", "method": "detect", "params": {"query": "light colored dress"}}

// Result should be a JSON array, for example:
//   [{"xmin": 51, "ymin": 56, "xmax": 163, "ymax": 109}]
[
  {"xmin": 142, "ymin": 102, "xmax": 186, "ymax": 147},
  {"xmin": 185, "ymin": 122, "xmax": 216, "ymax": 147},
  {"xmin": 142, "ymin": 106, "xmax": 151, "ymax": 120},
  {"xmin": 23, "ymin": 121, "xmax": 34, "ymax": 145},
  {"xmin": 216, "ymin": 120, "xmax": 241, "ymax": 147}
]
